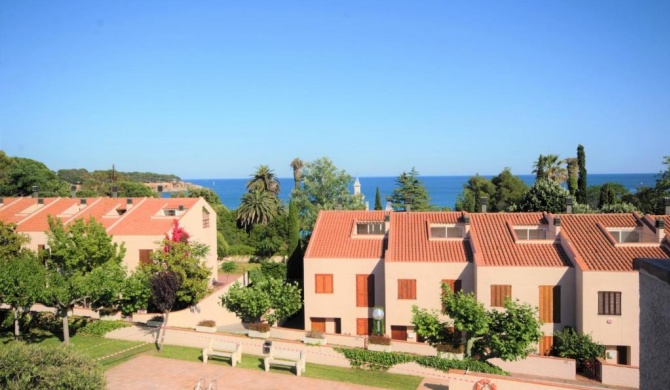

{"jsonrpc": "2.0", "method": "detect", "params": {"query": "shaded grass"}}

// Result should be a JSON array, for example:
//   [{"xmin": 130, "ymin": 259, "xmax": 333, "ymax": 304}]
[{"xmin": 147, "ymin": 344, "xmax": 422, "ymax": 390}]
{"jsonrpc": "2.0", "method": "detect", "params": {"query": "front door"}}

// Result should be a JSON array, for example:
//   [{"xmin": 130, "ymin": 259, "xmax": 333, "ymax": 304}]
[
  {"xmin": 311, "ymin": 317, "xmax": 326, "ymax": 333},
  {"xmin": 391, "ymin": 325, "xmax": 407, "ymax": 341}
]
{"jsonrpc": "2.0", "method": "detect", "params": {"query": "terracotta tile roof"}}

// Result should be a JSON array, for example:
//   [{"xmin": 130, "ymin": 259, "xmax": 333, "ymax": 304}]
[
  {"xmin": 304, "ymin": 210, "xmax": 387, "ymax": 259},
  {"xmin": 469, "ymin": 213, "xmax": 572, "ymax": 267},
  {"xmin": 560, "ymin": 214, "xmax": 670, "ymax": 271},
  {"xmin": 108, "ymin": 197, "xmax": 200, "ymax": 236},
  {"xmin": 386, "ymin": 212, "xmax": 472, "ymax": 262},
  {"xmin": 0, "ymin": 197, "xmax": 201, "ymax": 237},
  {"xmin": 16, "ymin": 198, "xmax": 80, "ymax": 231}
]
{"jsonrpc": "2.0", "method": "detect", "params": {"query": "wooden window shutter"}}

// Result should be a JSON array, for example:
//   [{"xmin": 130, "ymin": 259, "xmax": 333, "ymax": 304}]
[
  {"xmin": 327, "ymin": 274, "xmax": 333, "ymax": 293},
  {"xmin": 356, "ymin": 318, "xmax": 368, "ymax": 335},
  {"xmin": 539, "ymin": 335, "xmax": 554, "ymax": 355},
  {"xmin": 539, "ymin": 286, "xmax": 560, "ymax": 323},
  {"xmin": 398, "ymin": 279, "xmax": 416, "ymax": 299},
  {"xmin": 139, "ymin": 249, "xmax": 152, "ymax": 265},
  {"xmin": 356, "ymin": 275, "xmax": 367, "ymax": 307},
  {"xmin": 442, "ymin": 279, "xmax": 462, "ymax": 294},
  {"xmin": 491, "ymin": 285, "xmax": 511, "ymax": 307},
  {"xmin": 316, "ymin": 274, "xmax": 333, "ymax": 294}
]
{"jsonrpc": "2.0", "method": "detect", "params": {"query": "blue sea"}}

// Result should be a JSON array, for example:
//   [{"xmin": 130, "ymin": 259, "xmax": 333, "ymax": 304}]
[{"xmin": 183, "ymin": 174, "xmax": 659, "ymax": 210}]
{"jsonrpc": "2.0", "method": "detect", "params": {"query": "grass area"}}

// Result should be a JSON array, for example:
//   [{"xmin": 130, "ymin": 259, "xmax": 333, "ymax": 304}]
[
  {"xmin": 148, "ymin": 344, "xmax": 422, "ymax": 390},
  {"xmin": 1, "ymin": 330, "xmax": 422, "ymax": 390}
]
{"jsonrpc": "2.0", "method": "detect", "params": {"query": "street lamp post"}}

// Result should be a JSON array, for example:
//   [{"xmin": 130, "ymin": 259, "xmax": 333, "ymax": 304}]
[{"xmin": 372, "ymin": 307, "xmax": 385, "ymax": 336}]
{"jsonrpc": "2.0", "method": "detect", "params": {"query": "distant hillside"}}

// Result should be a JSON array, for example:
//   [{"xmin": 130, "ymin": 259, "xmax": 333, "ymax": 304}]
[{"xmin": 57, "ymin": 168, "xmax": 180, "ymax": 184}]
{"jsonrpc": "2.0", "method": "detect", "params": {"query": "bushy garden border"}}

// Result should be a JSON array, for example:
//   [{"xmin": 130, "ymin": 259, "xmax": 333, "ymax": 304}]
[{"xmin": 334, "ymin": 347, "xmax": 508, "ymax": 375}]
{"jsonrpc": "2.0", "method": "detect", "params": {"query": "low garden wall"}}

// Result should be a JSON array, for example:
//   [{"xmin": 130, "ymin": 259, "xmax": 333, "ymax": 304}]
[
  {"xmin": 489, "ymin": 355, "xmax": 576, "ymax": 380},
  {"xmin": 598, "ymin": 358, "xmax": 639, "ymax": 388}
]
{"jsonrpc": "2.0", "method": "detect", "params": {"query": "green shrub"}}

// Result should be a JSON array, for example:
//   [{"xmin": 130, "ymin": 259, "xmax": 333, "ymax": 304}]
[
  {"xmin": 414, "ymin": 356, "xmax": 508, "ymax": 376},
  {"xmin": 78, "ymin": 320, "xmax": 131, "ymax": 337},
  {"xmin": 552, "ymin": 327, "xmax": 605, "ymax": 368},
  {"xmin": 0, "ymin": 342, "xmax": 106, "ymax": 389},
  {"xmin": 29, "ymin": 312, "xmax": 89, "ymax": 336},
  {"xmin": 334, "ymin": 347, "xmax": 508, "ymax": 375},
  {"xmin": 334, "ymin": 347, "xmax": 415, "ymax": 371}
]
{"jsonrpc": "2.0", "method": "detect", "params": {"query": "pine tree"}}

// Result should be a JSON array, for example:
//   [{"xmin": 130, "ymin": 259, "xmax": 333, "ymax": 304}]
[
  {"xmin": 374, "ymin": 187, "xmax": 382, "ymax": 210},
  {"xmin": 577, "ymin": 145, "xmax": 587, "ymax": 203}
]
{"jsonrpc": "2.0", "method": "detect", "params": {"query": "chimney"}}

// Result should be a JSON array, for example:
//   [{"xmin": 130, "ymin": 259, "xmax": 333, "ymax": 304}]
[
  {"xmin": 32, "ymin": 186, "xmax": 39, "ymax": 198},
  {"xmin": 656, "ymin": 219, "xmax": 666, "ymax": 242},
  {"xmin": 365, "ymin": 201, "xmax": 369, "ymax": 211},
  {"xmin": 553, "ymin": 216, "xmax": 561, "ymax": 235},
  {"xmin": 405, "ymin": 195, "xmax": 413, "ymax": 212},
  {"xmin": 70, "ymin": 185, "xmax": 77, "ymax": 198},
  {"xmin": 336, "ymin": 197, "xmax": 343, "ymax": 210},
  {"xmin": 80, "ymin": 198, "xmax": 87, "ymax": 206},
  {"xmin": 37, "ymin": 197, "xmax": 44, "ymax": 205},
  {"xmin": 111, "ymin": 186, "xmax": 118, "ymax": 198},
  {"xmin": 385, "ymin": 201, "xmax": 393, "ymax": 211},
  {"xmin": 178, "ymin": 205, "xmax": 184, "ymax": 212},
  {"xmin": 463, "ymin": 214, "xmax": 471, "ymax": 234},
  {"xmin": 126, "ymin": 198, "xmax": 133, "ymax": 209},
  {"xmin": 157, "ymin": 185, "xmax": 163, "ymax": 193},
  {"xmin": 384, "ymin": 214, "xmax": 391, "ymax": 233},
  {"xmin": 0, "ymin": 198, "xmax": 3, "ymax": 205},
  {"xmin": 565, "ymin": 196, "xmax": 573, "ymax": 214},
  {"xmin": 665, "ymin": 197, "xmax": 670, "ymax": 215},
  {"xmin": 481, "ymin": 197, "xmax": 488, "ymax": 213}
]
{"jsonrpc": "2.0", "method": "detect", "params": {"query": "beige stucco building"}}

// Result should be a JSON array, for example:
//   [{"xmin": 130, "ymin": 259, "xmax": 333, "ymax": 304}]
[
  {"xmin": 0, "ymin": 196, "xmax": 218, "ymax": 282},
  {"xmin": 304, "ymin": 209, "xmax": 670, "ymax": 367}
]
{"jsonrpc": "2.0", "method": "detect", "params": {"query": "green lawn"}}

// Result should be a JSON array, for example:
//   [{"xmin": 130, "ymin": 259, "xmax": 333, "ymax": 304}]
[{"xmin": 0, "ymin": 331, "xmax": 423, "ymax": 390}]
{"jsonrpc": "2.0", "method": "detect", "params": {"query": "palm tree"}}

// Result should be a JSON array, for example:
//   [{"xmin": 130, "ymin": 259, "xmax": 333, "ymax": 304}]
[
  {"xmin": 246, "ymin": 165, "xmax": 280, "ymax": 195},
  {"xmin": 290, "ymin": 158, "xmax": 304, "ymax": 190},
  {"xmin": 533, "ymin": 154, "xmax": 567, "ymax": 184},
  {"xmin": 545, "ymin": 155, "xmax": 567, "ymax": 184},
  {"xmin": 237, "ymin": 190, "xmax": 278, "ymax": 228}
]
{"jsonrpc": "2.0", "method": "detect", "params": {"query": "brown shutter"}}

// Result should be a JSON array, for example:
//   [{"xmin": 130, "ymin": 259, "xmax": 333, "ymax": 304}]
[
  {"xmin": 398, "ymin": 279, "xmax": 405, "ymax": 299},
  {"xmin": 316, "ymin": 275, "xmax": 323, "ymax": 293},
  {"xmin": 356, "ymin": 275, "xmax": 366, "ymax": 307},
  {"xmin": 491, "ymin": 285, "xmax": 511, "ymax": 307},
  {"xmin": 139, "ymin": 249, "xmax": 152, "ymax": 265},
  {"xmin": 539, "ymin": 286, "xmax": 551, "ymax": 322},
  {"xmin": 356, "ymin": 318, "xmax": 368, "ymax": 335},
  {"xmin": 327, "ymin": 274, "xmax": 333, "ymax": 293},
  {"xmin": 539, "ymin": 335, "xmax": 554, "ymax": 355}
]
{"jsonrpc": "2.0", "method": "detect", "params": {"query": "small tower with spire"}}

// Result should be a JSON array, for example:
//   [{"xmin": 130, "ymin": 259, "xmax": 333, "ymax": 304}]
[{"xmin": 354, "ymin": 176, "xmax": 361, "ymax": 196}]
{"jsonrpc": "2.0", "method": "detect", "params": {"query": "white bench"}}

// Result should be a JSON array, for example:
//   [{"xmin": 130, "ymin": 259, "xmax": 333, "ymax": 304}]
[
  {"xmin": 202, "ymin": 339, "xmax": 242, "ymax": 367},
  {"xmin": 264, "ymin": 349, "xmax": 306, "ymax": 376}
]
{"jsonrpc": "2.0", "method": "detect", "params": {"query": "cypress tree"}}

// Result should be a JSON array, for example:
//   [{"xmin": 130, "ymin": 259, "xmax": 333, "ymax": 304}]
[
  {"xmin": 577, "ymin": 145, "xmax": 587, "ymax": 203},
  {"xmin": 374, "ymin": 187, "xmax": 382, "ymax": 210}
]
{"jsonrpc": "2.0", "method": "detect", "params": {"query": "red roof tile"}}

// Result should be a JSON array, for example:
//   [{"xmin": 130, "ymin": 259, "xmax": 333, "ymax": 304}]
[
  {"xmin": 386, "ymin": 212, "xmax": 472, "ymax": 262},
  {"xmin": 469, "ymin": 213, "xmax": 571, "ymax": 267},
  {"xmin": 0, "ymin": 197, "xmax": 201, "ymax": 237},
  {"xmin": 560, "ymin": 214, "xmax": 670, "ymax": 271},
  {"xmin": 305, "ymin": 210, "xmax": 387, "ymax": 259}
]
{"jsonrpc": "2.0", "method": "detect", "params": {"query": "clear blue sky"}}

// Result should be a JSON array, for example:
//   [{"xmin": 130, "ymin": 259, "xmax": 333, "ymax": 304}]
[{"xmin": 1, "ymin": 1, "xmax": 668, "ymax": 179}]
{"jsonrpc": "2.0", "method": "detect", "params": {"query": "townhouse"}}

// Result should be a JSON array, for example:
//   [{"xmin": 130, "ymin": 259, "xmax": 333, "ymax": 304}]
[
  {"xmin": 0, "ymin": 196, "xmax": 218, "ymax": 281},
  {"xmin": 304, "ymin": 209, "xmax": 670, "ymax": 367}
]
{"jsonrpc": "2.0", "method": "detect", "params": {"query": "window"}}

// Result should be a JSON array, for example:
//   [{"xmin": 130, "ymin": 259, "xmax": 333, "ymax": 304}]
[
  {"xmin": 608, "ymin": 229, "xmax": 639, "ymax": 243},
  {"xmin": 430, "ymin": 225, "xmax": 463, "ymax": 238},
  {"xmin": 356, "ymin": 318, "xmax": 374, "ymax": 335},
  {"xmin": 356, "ymin": 222, "xmax": 384, "ymax": 235},
  {"xmin": 598, "ymin": 291, "xmax": 622, "ymax": 315},
  {"xmin": 398, "ymin": 279, "xmax": 416, "ymax": 299},
  {"xmin": 164, "ymin": 209, "xmax": 177, "ymax": 217},
  {"xmin": 490, "ymin": 285, "xmax": 511, "ymax": 307},
  {"xmin": 539, "ymin": 286, "xmax": 561, "ymax": 323},
  {"xmin": 356, "ymin": 274, "xmax": 375, "ymax": 307},
  {"xmin": 202, "ymin": 207, "xmax": 210, "ymax": 228},
  {"xmin": 515, "ymin": 228, "xmax": 547, "ymax": 240},
  {"xmin": 139, "ymin": 249, "xmax": 152, "ymax": 265},
  {"xmin": 315, "ymin": 274, "xmax": 334, "ymax": 294}
]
